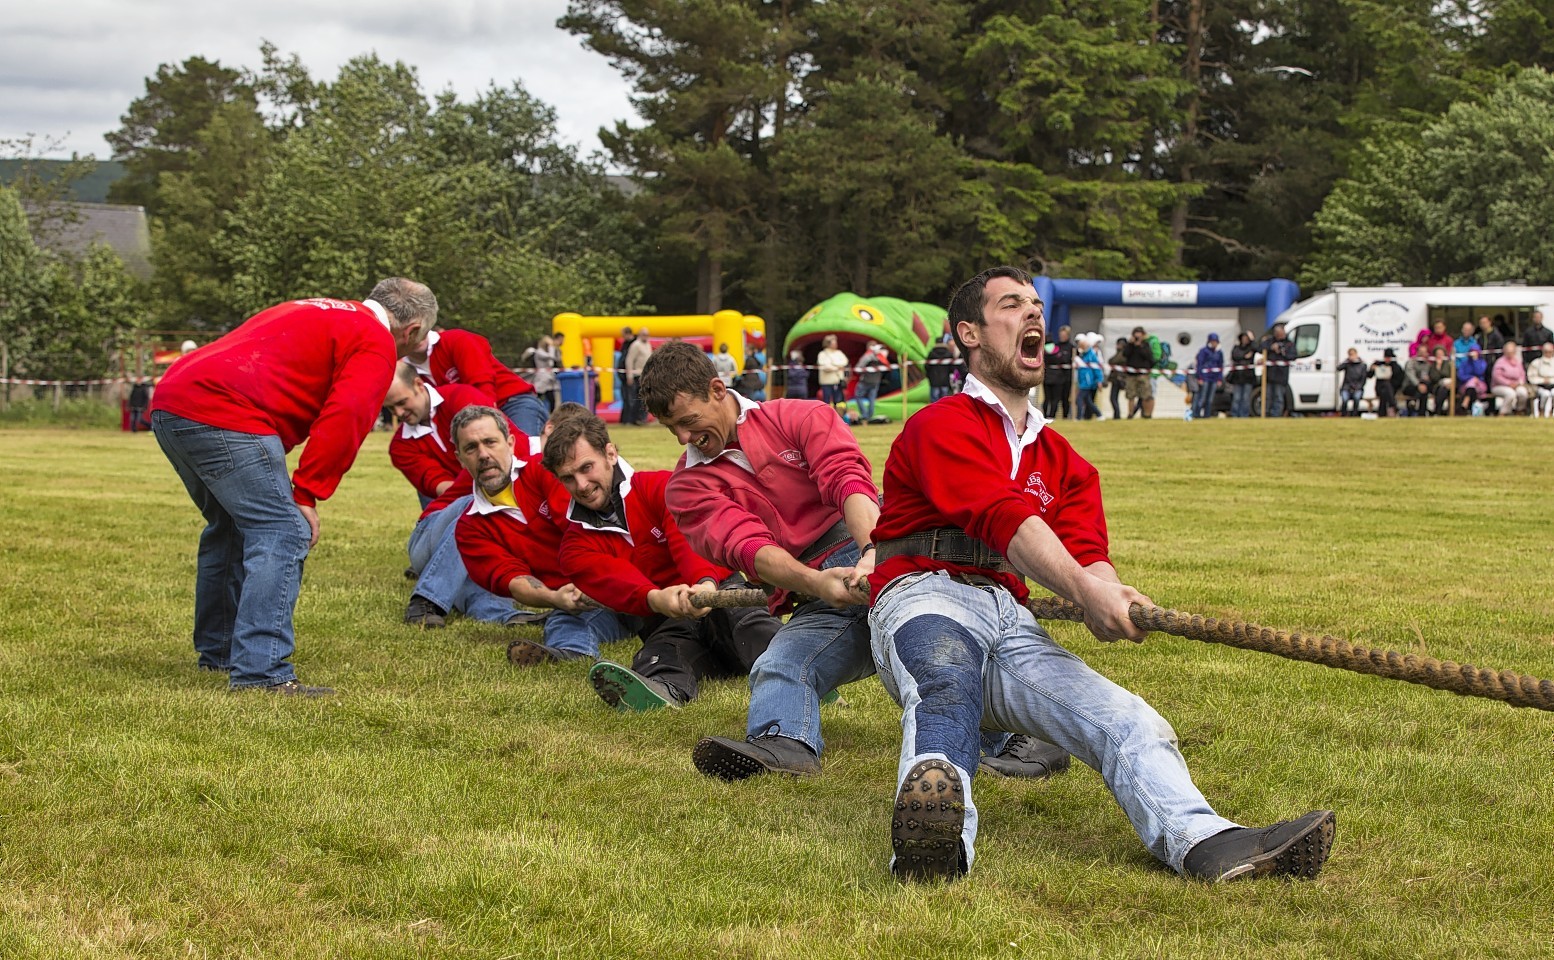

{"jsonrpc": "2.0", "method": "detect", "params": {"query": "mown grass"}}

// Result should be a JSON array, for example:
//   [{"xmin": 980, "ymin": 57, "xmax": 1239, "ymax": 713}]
[{"xmin": 1, "ymin": 417, "xmax": 1551, "ymax": 959}]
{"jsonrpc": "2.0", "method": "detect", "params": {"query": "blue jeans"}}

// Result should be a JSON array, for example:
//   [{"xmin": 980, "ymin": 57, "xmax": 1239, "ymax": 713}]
[
  {"xmin": 1340, "ymin": 388, "xmax": 1363, "ymax": 416},
  {"xmin": 1192, "ymin": 381, "xmax": 1219, "ymax": 420},
  {"xmin": 855, "ymin": 382, "xmax": 879, "ymax": 420},
  {"xmin": 744, "ymin": 541, "xmax": 877, "ymax": 754},
  {"xmin": 619, "ymin": 381, "xmax": 640, "ymax": 424},
  {"xmin": 502, "ymin": 393, "xmax": 550, "ymax": 439},
  {"xmin": 1230, "ymin": 382, "xmax": 1253, "ymax": 418},
  {"xmin": 408, "ymin": 496, "xmax": 518, "ymax": 624},
  {"xmin": 1267, "ymin": 381, "xmax": 1289, "ymax": 417},
  {"xmin": 929, "ymin": 385, "xmax": 951, "ymax": 402},
  {"xmin": 869, "ymin": 571, "xmax": 1236, "ymax": 873},
  {"xmin": 543, "ymin": 608, "xmax": 641, "ymax": 658},
  {"xmin": 152, "ymin": 412, "xmax": 312, "ymax": 688}
]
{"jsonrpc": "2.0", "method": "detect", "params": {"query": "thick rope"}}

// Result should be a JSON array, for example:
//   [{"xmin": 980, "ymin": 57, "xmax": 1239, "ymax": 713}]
[
  {"xmin": 688, "ymin": 589, "xmax": 1554, "ymax": 712},
  {"xmin": 1027, "ymin": 597, "xmax": 1554, "ymax": 713}
]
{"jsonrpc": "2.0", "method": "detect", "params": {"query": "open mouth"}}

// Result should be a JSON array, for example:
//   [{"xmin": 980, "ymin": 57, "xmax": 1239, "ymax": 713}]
[{"xmin": 1019, "ymin": 329, "xmax": 1045, "ymax": 364}]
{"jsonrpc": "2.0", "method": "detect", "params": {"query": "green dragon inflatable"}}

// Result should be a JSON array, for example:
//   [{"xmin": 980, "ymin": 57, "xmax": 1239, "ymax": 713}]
[{"xmin": 783, "ymin": 293, "xmax": 948, "ymax": 414}]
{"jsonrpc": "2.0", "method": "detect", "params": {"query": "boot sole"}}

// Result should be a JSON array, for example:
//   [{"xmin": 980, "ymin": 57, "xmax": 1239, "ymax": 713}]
[
  {"xmin": 506, "ymin": 639, "xmax": 558, "ymax": 667},
  {"xmin": 692, "ymin": 737, "xmax": 769, "ymax": 781},
  {"xmin": 891, "ymin": 759, "xmax": 967, "ymax": 881},
  {"xmin": 589, "ymin": 661, "xmax": 677, "ymax": 712},
  {"xmin": 1220, "ymin": 810, "xmax": 1336, "ymax": 882}
]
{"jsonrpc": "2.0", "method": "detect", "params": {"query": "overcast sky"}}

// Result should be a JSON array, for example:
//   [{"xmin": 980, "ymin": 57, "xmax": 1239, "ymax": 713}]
[{"xmin": 0, "ymin": 0, "xmax": 637, "ymax": 163}]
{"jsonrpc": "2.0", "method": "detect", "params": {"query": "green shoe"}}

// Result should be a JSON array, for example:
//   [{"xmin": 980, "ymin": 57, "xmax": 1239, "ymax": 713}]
[{"xmin": 589, "ymin": 661, "xmax": 684, "ymax": 712}]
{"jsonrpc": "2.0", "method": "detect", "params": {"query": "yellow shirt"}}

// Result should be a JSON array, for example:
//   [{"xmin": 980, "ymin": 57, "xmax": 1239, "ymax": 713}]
[{"xmin": 488, "ymin": 484, "xmax": 518, "ymax": 509}]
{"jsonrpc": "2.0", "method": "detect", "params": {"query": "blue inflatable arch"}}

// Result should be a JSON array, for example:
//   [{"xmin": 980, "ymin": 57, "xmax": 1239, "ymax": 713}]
[{"xmin": 1029, "ymin": 277, "xmax": 1300, "ymax": 332}]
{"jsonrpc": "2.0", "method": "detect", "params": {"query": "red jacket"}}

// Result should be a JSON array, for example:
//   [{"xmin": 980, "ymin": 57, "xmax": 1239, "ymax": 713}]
[
  {"xmin": 388, "ymin": 382, "xmax": 500, "ymax": 500},
  {"xmin": 414, "ymin": 328, "xmax": 533, "ymax": 402},
  {"xmin": 152, "ymin": 298, "xmax": 396, "ymax": 506},
  {"xmin": 666, "ymin": 396, "xmax": 877, "ymax": 581},
  {"xmin": 455, "ymin": 456, "xmax": 572, "ymax": 595},
  {"xmin": 868, "ymin": 389, "xmax": 1110, "ymax": 603},
  {"xmin": 559, "ymin": 464, "xmax": 729, "ymax": 617}
]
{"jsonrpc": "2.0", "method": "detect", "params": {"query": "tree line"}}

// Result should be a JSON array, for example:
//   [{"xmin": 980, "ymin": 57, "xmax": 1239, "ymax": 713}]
[{"xmin": 6, "ymin": 0, "xmax": 1554, "ymax": 381}]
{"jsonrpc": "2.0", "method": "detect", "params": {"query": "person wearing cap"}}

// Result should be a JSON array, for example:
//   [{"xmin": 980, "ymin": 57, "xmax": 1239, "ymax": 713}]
[
  {"xmin": 1369, "ymin": 349, "xmax": 1403, "ymax": 417},
  {"xmin": 867, "ymin": 265, "xmax": 1334, "ymax": 882},
  {"xmin": 1074, "ymin": 333, "xmax": 1104, "ymax": 420},
  {"xmin": 150, "ymin": 280, "xmax": 432, "ymax": 695},
  {"xmin": 1192, "ymin": 334, "xmax": 1225, "ymax": 420}
]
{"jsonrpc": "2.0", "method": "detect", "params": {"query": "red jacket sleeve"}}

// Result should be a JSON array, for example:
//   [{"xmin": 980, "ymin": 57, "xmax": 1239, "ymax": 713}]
[
  {"xmin": 389, "ymin": 434, "xmax": 458, "ymax": 500},
  {"xmin": 641, "ymin": 471, "xmax": 727, "ymax": 584},
  {"xmin": 783, "ymin": 400, "xmax": 878, "ymax": 511},
  {"xmin": 455, "ymin": 512, "xmax": 532, "ymax": 598},
  {"xmin": 560, "ymin": 526, "xmax": 658, "ymax": 617},
  {"xmin": 897, "ymin": 404, "xmax": 1039, "ymax": 558},
  {"xmin": 291, "ymin": 334, "xmax": 396, "ymax": 506},
  {"xmin": 665, "ymin": 468, "xmax": 758, "ymax": 576}
]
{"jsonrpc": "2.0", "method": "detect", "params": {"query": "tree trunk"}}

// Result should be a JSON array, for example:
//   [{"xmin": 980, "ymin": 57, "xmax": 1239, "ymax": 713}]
[{"xmin": 1170, "ymin": 0, "xmax": 1205, "ymax": 266}]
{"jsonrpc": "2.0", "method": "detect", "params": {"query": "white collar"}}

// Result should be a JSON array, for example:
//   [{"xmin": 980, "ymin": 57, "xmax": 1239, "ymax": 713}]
[
  {"xmin": 684, "ymin": 393, "xmax": 761, "ymax": 469},
  {"xmin": 962, "ymin": 373, "xmax": 1048, "ymax": 480},
  {"xmin": 565, "ymin": 457, "xmax": 637, "ymax": 539},
  {"xmin": 363, "ymin": 299, "xmax": 392, "ymax": 332},
  {"xmin": 465, "ymin": 450, "xmax": 529, "ymax": 520},
  {"xmin": 398, "ymin": 383, "xmax": 446, "ymax": 444}
]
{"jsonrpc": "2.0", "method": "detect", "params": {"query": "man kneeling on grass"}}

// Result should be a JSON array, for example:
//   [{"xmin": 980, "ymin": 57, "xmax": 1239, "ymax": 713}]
[
  {"xmin": 543, "ymin": 414, "xmax": 782, "ymax": 710},
  {"xmin": 452, "ymin": 405, "xmax": 639, "ymax": 662},
  {"xmin": 867, "ymin": 265, "xmax": 1336, "ymax": 882}
]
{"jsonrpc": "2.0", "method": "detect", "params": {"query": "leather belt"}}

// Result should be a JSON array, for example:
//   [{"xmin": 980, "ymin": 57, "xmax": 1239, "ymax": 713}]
[
  {"xmin": 875, "ymin": 527, "xmax": 1017, "ymax": 576},
  {"xmin": 797, "ymin": 519, "xmax": 852, "ymax": 565}
]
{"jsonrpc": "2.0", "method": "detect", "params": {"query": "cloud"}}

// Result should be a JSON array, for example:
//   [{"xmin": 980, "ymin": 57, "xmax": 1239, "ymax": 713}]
[{"xmin": 0, "ymin": 0, "xmax": 636, "ymax": 162}]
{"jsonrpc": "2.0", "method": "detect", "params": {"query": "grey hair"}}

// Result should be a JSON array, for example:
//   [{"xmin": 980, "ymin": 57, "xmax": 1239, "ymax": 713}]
[
  {"xmin": 367, "ymin": 277, "xmax": 438, "ymax": 330},
  {"xmin": 449, "ymin": 404, "xmax": 509, "ymax": 448}
]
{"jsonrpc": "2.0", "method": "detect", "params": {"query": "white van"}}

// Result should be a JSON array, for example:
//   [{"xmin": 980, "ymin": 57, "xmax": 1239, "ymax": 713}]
[{"xmin": 1276, "ymin": 284, "xmax": 1554, "ymax": 412}]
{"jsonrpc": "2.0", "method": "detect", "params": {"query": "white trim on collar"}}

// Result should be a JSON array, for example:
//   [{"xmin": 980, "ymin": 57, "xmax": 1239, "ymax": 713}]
[
  {"xmin": 398, "ymin": 383, "xmax": 446, "ymax": 447},
  {"xmin": 961, "ymin": 373, "xmax": 1048, "ymax": 480},
  {"xmin": 362, "ymin": 299, "xmax": 393, "ymax": 332},
  {"xmin": 565, "ymin": 457, "xmax": 636, "ymax": 541},
  {"xmin": 465, "ymin": 451, "xmax": 529, "ymax": 520},
  {"xmin": 684, "ymin": 393, "xmax": 761, "ymax": 471},
  {"xmin": 409, "ymin": 329, "xmax": 440, "ymax": 378}
]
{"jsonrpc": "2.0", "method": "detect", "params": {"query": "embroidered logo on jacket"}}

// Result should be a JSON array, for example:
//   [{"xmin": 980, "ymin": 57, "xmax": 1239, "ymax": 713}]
[
  {"xmin": 1023, "ymin": 472, "xmax": 1055, "ymax": 508},
  {"xmin": 297, "ymin": 298, "xmax": 354, "ymax": 312},
  {"xmin": 444, "ymin": 365, "xmax": 461, "ymax": 383},
  {"xmin": 650, "ymin": 526, "xmax": 665, "ymax": 541},
  {"xmin": 538, "ymin": 501, "xmax": 551, "ymax": 517},
  {"xmin": 778, "ymin": 449, "xmax": 808, "ymax": 468}
]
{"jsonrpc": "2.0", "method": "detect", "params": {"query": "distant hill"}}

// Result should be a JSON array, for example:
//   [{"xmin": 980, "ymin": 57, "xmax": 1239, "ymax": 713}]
[{"xmin": 0, "ymin": 159, "xmax": 129, "ymax": 203}]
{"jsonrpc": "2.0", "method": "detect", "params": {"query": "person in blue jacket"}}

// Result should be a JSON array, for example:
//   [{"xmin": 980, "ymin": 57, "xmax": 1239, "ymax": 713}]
[
  {"xmin": 1192, "ymin": 333, "xmax": 1225, "ymax": 420},
  {"xmin": 1074, "ymin": 332, "xmax": 1105, "ymax": 420}
]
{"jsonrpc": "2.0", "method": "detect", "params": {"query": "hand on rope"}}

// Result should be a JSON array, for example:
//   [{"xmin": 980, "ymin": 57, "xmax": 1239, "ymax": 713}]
[{"xmin": 671, "ymin": 587, "xmax": 1554, "ymax": 712}]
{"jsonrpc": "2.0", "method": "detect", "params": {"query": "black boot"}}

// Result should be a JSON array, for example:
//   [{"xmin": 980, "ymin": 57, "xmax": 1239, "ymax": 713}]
[
  {"xmin": 692, "ymin": 732, "xmax": 820, "ymax": 780},
  {"xmin": 1182, "ymin": 810, "xmax": 1336, "ymax": 882}
]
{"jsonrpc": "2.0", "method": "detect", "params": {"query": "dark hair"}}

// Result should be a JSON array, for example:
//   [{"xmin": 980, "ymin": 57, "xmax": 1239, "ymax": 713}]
[
  {"xmin": 449, "ymin": 404, "xmax": 508, "ymax": 447},
  {"xmin": 947, "ymin": 265, "xmax": 1033, "ymax": 354},
  {"xmin": 546, "ymin": 401, "xmax": 593, "ymax": 432},
  {"xmin": 639, "ymin": 342, "xmax": 719, "ymax": 418},
  {"xmin": 542, "ymin": 414, "xmax": 612, "ymax": 474},
  {"xmin": 393, "ymin": 360, "xmax": 419, "ymax": 388}
]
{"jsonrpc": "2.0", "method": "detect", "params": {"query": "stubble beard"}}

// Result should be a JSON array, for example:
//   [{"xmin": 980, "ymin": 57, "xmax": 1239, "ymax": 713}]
[{"xmin": 976, "ymin": 341, "xmax": 1042, "ymax": 395}]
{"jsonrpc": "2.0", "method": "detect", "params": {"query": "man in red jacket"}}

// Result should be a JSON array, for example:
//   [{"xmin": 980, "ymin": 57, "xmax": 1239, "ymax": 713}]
[
  {"xmin": 383, "ymin": 362, "xmax": 525, "ymax": 629},
  {"xmin": 150, "ymin": 278, "xmax": 433, "ymax": 695},
  {"xmin": 452, "ymin": 406, "xmax": 638, "ymax": 662},
  {"xmin": 867, "ymin": 265, "xmax": 1335, "ymax": 882},
  {"xmin": 543, "ymin": 414, "xmax": 781, "ymax": 711},
  {"xmin": 639, "ymin": 343, "xmax": 1069, "ymax": 783},
  {"xmin": 403, "ymin": 318, "xmax": 549, "ymax": 439}
]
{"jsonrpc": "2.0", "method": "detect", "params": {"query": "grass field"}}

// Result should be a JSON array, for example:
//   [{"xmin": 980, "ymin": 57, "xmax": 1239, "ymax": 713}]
[{"xmin": 2, "ymin": 417, "xmax": 1552, "ymax": 959}]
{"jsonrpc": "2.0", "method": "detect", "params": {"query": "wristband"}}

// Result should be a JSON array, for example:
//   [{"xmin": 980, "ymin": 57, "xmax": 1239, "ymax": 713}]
[{"xmin": 859, "ymin": 543, "xmax": 875, "ymax": 554}]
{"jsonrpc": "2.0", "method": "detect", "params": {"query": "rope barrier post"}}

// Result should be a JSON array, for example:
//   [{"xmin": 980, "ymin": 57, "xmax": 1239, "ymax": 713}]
[
  {"xmin": 1450, "ymin": 354, "xmax": 1458, "ymax": 416},
  {"xmin": 1, "ymin": 340, "xmax": 8, "ymax": 412},
  {"xmin": 1260, "ymin": 352, "xmax": 1268, "ymax": 418},
  {"xmin": 52, "ymin": 381, "xmax": 61, "ymax": 413}
]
